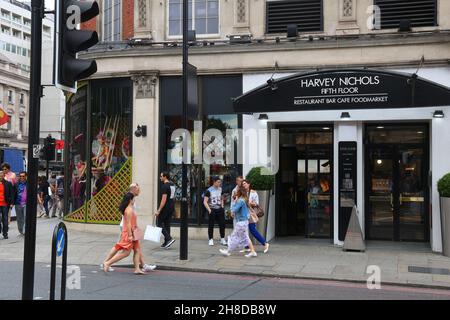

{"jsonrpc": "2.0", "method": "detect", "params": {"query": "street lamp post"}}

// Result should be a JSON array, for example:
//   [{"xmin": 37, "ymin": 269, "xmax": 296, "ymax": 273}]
[
  {"xmin": 22, "ymin": 0, "xmax": 43, "ymax": 300},
  {"xmin": 180, "ymin": 0, "xmax": 189, "ymax": 260}
]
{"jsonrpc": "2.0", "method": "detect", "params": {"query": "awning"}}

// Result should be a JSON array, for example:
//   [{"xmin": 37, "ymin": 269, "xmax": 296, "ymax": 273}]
[{"xmin": 233, "ymin": 69, "xmax": 450, "ymax": 114}]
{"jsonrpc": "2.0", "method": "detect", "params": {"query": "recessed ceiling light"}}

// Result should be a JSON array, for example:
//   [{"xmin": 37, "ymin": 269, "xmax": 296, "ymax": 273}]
[
  {"xmin": 377, "ymin": 126, "xmax": 384, "ymax": 129},
  {"xmin": 322, "ymin": 127, "xmax": 331, "ymax": 130}
]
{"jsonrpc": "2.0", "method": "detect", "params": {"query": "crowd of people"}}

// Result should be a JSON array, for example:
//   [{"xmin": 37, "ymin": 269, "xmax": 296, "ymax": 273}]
[{"xmin": 0, "ymin": 162, "xmax": 64, "ymax": 240}]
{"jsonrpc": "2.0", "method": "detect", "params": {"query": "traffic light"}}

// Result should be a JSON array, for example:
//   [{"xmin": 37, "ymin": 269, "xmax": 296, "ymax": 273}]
[
  {"xmin": 44, "ymin": 135, "xmax": 56, "ymax": 161},
  {"xmin": 55, "ymin": 0, "xmax": 99, "ymax": 93}
]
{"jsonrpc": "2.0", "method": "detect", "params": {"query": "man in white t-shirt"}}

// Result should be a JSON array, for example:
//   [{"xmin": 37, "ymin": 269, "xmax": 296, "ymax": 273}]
[{"xmin": 101, "ymin": 182, "xmax": 156, "ymax": 272}]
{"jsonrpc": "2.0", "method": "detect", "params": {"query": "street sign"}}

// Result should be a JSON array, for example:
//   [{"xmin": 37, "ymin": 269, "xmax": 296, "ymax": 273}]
[
  {"xmin": 32, "ymin": 144, "xmax": 43, "ymax": 159},
  {"xmin": 56, "ymin": 228, "xmax": 65, "ymax": 257}
]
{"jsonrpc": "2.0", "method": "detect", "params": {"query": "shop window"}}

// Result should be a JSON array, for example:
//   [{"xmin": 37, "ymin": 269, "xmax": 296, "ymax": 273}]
[
  {"xmin": 90, "ymin": 82, "xmax": 132, "ymax": 198},
  {"xmin": 266, "ymin": 0, "xmax": 323, "ymax": 34},
  {"xmin": 168, "ymin": 0, "xmax": 219, "ymax": 36},
  {"xmin": 374, "ymin": 0, "xmax": 437, "ymax": 29}
]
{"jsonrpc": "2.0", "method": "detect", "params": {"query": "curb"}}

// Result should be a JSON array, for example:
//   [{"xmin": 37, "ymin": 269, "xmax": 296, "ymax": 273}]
[{"xmin": 114, "ymin": 263, "xmax": 450, "ymax": 291}]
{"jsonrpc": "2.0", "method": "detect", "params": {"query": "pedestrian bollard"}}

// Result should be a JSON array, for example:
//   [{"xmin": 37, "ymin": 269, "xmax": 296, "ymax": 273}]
[{"xmin": 50, "ymin": 222, "xmax": 68, "ymax": 300}]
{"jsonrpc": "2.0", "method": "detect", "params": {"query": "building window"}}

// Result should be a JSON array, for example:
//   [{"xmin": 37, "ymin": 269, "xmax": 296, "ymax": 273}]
[
  {"xmin": 374, "ymin": 0, "xmax": 437, "ymax": 29},
  {"xmin": 20, "ymin": 93, "xmax": 24, "ymax": 105},
  {"xmin": 12, "ymin": 14, "xmax": 21, "ymax": 24},
  {"xmin": 5, "ymin": 43, "xmax": 10, "ymax": 52},
  {"xmin": 43, "ymin": 25, "xmax": 51, "ymax": 34},
  {"xmin": 23, "ymin": 33, "xmax": 31, "ymax": 41},
  {"xmin": 1, "ymin": 26, "xmax": 11, "ymax": 35},
  {"xmin": 168, "ymin": 0, "xmax": 219, "ymax": 36},
  {"xmin": 11, "ymin": 44, "xmax": 16, "ymax": 54},
  {"xmin": 8, "ymin": 90, "xmax": 13, "ymax": 104},
  {"xmin": 266, "ymin": 0, "xmax": 323, "ymax": 34},
  {"xmin": 1, "ymin": 10, "xmax": 10, "ymax": 19},
  {"xmin": 19, "ymin": 118, "xmax": 24, "ymax": 132},
  {"xmin": 22, "ymin": 48, "xmax": 27, "ymax": 56},
  {"xmin": 23, "ymin": 18, "xmax": 31, "ymax": 27},
  {"xmin": 13, "ymin": 29, "xmax": 21, "ymax": 38},
  {"xmin": 103, "ymin": 0, "xmax": 121, "ymax": 41}
]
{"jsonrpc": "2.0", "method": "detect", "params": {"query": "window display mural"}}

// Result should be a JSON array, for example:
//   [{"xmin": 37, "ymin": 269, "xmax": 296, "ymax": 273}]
[{"xmin": 64, "ymin": 78, "xmax": 133, "ymax": 224}]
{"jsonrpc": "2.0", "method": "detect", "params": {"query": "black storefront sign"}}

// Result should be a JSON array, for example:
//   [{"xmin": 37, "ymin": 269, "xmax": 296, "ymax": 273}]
[
  {"xmin": 338, "ymin": 141, "xmax": 357, "ymax": 241},
  {"xmin": 234, "ymin": 69, "xmax": 450, "ymax": 113}
]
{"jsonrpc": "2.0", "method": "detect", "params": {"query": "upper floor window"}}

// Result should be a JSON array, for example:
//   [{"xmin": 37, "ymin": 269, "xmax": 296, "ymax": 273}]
[
  {"xmin": 23, "ymin": 18, "xmax": 31, "ymax": 27},
  {"xmin": 1, "ymin": 10, "xmax": 10, "ymax": 19},
  {"xmin": 266, "ymin": 0, "xmax": 323, "ymax": 34},
  {"xmin": 168, "ymin": 0, "xmax": 219, "ymax": 36},
  {"xmin": 13, "ymin": 29, "xmax": 21, "ymax": 38},
  {"xmin": 374, "ymin": 0, "xmax": 437, "ymax": 29},
  {"xmin": 12, "ymin": 14, "xmax": 21, "ymax": 24},
  {"xmin": 23, "ymin": 33, "xmax": 31, "ymax": 41},
  {"xmin": 1, "ymin": 26, "xmax": 11, "ymax": 35},
  {"xmin": 103, "ymin": 0, "xmax": 121, "ymax": 41},
  {"xmin": 8, "ymin": 90, "xmax": 13, "ymax": 104},
  {"xmin": 20, "ymin": 93, "xmax": 24, "ymax": 105}
]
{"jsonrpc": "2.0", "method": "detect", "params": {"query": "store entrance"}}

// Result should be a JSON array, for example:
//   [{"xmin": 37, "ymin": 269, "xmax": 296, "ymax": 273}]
[
  {"xmin": 276, "ymin": 125, "xmax": 333, "ymax": 239},
  {"xmin": 365, "ymin": 124, "xmax": 430, "ymax": 242}
]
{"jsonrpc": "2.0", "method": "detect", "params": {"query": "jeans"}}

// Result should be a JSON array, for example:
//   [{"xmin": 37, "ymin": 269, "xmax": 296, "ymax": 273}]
[
  {"xmin": 157, "ymin": 210, "xmax": 173, "ymax": 243},
  {"xmin": 15, "ymin": 205, "xmax": 26, "ymax": 234},
  {"xmin": 44, "ymin": 195, "xmax": 50, "ymax": 215},
  {"xmin": 208, "ymin": 208, "xmax": 225, "ymax": 240},
  {"xmin": 0, "ymin": 206, "xmax": 9, "ymax": 237},
  {"xmin": 50, "ymin": 196, "xmax": 63, "ymax": 217},
  {"xmin": 249, "ymin": 223, "xmax": 266, "ymax": 245}
]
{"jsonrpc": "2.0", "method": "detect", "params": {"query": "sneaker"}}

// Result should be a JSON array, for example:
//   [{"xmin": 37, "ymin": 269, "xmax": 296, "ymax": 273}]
[
  {"xmin": 164, "ymin": 239, "xmax": 175, "ymax": 249},
  {"xmin": 99, "ymin": 264, "xmax": 114, "ymax": 272},
  {"xmin": 208, "ymin": 239, "xmax": 214, "ymax": 246},
  {"xmin": 264, "ymin": 243, "xmax": 270, "ymax": 254},
  {"xmin": 142, "ymin": 264, "xmax": 157, "ymax": 272},
  {"xmin": 3, "ymin": 235, "xmax": 8, "ymax": 240},
  {"xmin": 220, "ymin": 238, "xmax": 227, "ymax": 246},
  {"xmin": 245, "ymin": 251, "xmax": 257, "ymax": 258},
  {"xmin": 239, "ymin": 248, "xmax": 251, "ymax": 253},
  {"xmin": 161, "ymin": 241, "xmax": 167, "ymax": 248},
  {"xmin": 219, "ymin": 249, "xmax": 231, "ymax": 256}
]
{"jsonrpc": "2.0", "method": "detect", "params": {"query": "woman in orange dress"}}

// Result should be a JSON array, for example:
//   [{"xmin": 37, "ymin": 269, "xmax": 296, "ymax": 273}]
[{"xmin": 103, "ymin": 192, "xmax": 146, "ymax": 274}]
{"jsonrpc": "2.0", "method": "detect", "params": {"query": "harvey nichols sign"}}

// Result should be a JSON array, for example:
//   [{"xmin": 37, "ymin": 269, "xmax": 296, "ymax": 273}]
[{"xmin": 233, "ymin": 69, "xmax": 450, "ymax": 113}]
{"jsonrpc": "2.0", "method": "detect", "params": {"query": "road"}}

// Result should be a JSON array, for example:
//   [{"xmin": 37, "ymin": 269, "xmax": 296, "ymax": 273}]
[{"xmin": 1, "ymin": 261, "xmax": 450, "ymax": 300}]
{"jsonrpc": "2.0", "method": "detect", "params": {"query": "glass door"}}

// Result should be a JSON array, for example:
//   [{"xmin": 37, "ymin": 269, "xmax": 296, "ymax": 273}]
[
  {"xmin": 365, "ymin": 124, "xmax": 429, "ymax": 242},
  {"xmin": 306, "ymin": 156, "xmax": 332, "ymax": 238},
  {"xmin": 398, "ymin": 147, "xmax": 427, "ymax": 241},
  {"xmin": 367, "ymin": 146, "xmax": 395, "ymax": 240}
]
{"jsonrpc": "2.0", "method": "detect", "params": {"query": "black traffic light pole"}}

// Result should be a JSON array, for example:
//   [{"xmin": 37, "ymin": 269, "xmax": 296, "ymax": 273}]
[
  {"xmin": 180, "ymin": 0, "xmax": 189, "ymax": 260},
  {"xmin": 22, "ymin": 0, "xmax": 43, "ymax": 300}
]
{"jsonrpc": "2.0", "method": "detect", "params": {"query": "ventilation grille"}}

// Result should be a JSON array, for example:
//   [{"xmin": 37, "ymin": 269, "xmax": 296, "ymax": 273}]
[
  {"xmin": 375, "ymin": 0, "xmax": 437, "ymax": 29},
  {"xmin": 266, "ymin": 0, "xmax": 323, "ymax": 34}
]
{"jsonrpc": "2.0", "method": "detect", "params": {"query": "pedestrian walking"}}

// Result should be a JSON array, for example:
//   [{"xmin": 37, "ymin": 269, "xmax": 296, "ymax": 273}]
[
  {"xmin": 155, "ymin": 172, "xmax": 176, "ymax": 249},
  {"xmin": 231, "ymin": 176, "xmax": 244, "ymax": 228},
  {"xmin": 243, "ymin": 180, "xmax": 270, "ymax": 253},
  {"xmin": 0, "ymin": 171, "xmax": 14, "ymax": 239},
  {"xmin": 101, "ymin": 183, "xmax": 156, "ymax": 272},
  {"xmin": 204, "ymin": 177, "xmax": 227, "ymax": 246},
  {"xmin": 37, "ymin": 176, "xmax": 48, "ymax": 217},
  {"xmin": 219, "ymin": 186, "xmax": 257, "ymax": 257},
  {"xmin": 38, "ymin": 176, "xmax": 50, "ymax": 218},
  {"xmin": 103, "ymin": 193, "xmax": 148, "ymax": 275},
  {"xmin": 14, "ymin": 171, "xmax": 27, "ymax": 236},
  {"xmin": 49, "ymin": 174, "xmax": 59, "ymax": 218},
  {"xmin": 55, "ymin": 171, "xmax": 65, "ymax": 218},
  {"xmin": 2, "ymin": 163, "xmax": 16, "ymax": 224}
]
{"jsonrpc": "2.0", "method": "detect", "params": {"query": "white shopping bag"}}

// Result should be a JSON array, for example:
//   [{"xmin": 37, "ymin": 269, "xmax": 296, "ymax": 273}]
[{"xmin": 144, "ymin": 224, "xmax": 162, "ymax": 243}]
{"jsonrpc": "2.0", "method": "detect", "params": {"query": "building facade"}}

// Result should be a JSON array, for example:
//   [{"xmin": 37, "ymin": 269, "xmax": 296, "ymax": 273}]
[
  {"xmin": 70, "ymin": 0, "xmax": 450, "ymax": 252},
  {"xmin": 0, "ymin": 0, "xmax": 65, "ymax": 163}
]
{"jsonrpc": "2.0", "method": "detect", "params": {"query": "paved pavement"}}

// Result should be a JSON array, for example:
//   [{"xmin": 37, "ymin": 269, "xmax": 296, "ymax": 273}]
[
  {"xmin": 1, "ymin": 261, "xmax": 450, "ymax": 300},
  {"xmin": 2, "ymin": 218, "xmax": 450, "ymax": 290}
]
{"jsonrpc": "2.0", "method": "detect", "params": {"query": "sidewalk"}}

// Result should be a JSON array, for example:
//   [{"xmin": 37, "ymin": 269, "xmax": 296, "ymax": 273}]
[{"xmin": 2, "ymin": 219, "xmax": 450, "ymax": 289}]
